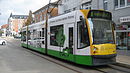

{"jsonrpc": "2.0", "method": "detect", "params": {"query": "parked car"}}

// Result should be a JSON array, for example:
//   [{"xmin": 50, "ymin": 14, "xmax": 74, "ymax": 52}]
[{"xmin": 0, "ymin": 39, "xmax": 6, "ymax": 45}]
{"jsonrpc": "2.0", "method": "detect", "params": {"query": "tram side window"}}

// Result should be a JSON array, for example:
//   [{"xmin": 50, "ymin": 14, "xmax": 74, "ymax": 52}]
[
  {"xmin": 21, "ymin": 31, "xmax": 26, "ymax": 42},
  {"xmin": 33, "ymin": 29, "xmax": 37, "ymax": 40},
  {"xmin": 39, "ymin": 31, "xmax": 41, "ymax": 37},
  {"xmin": 42, "ymin": 28, "xmax": 45, "ymax": 44},
  {"xmin": 77, "ymin": 20, "xmax": 90, "ymax": 49},
  {"xmin": 27, "ymin": 31, "xmax": 31, "ymax": 40},
  {"xmin": 42, "ymin": 28, "xmax": 44, "ymax": 37},
  {"xmin": 50, "ymin": 25, "xmax": 65, "ymax": 47}
]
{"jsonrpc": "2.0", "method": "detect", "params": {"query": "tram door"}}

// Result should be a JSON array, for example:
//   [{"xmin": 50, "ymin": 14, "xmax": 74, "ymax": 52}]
[
  {"xmin": 68, "ymin": 27, "xmax": 73, "ymax": 54},
  {"xmin": 66, "ymin": 24, "xmax": 75, "ymax": 61}
]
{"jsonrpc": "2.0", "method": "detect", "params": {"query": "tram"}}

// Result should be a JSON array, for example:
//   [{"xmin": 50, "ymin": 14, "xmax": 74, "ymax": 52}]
[{"xmin": 21, "ymin": 9, "xmax": 117, "ymax": 66}]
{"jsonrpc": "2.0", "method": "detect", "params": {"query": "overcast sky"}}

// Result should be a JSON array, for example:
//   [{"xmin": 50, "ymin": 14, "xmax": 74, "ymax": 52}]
[{"xmin": 0, "ymin": 0, "xmax": 58, "ymax": 26}]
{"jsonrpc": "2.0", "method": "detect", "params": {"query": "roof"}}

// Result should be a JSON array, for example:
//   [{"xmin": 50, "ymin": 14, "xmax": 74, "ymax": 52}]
[
  {"xmin": 11, "ymin": 15, "xmax": 28, "ymax": 19},
  {"xmin": 33, "ymin": 1, "xmax": 58, "ymax": 14},
  {"xmin": 1, "ymin": 24, "xmax": 9, "ymax": 29},
  {"xmin": 9, "ymin": 13, "xmax": 28, "ymax": 19}
]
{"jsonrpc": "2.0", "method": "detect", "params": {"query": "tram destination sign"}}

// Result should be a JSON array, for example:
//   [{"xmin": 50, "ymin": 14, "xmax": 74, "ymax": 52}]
[{"xmin": 88, "ymin": 10, "xmax": 112, "ymax": 20}]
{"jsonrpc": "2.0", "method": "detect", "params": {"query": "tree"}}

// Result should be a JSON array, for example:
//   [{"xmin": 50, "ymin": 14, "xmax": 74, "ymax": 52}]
[
  {"xmin": 25, "ymin": 10, "xmax": 33, "ymax": 26},
  {"xmin": 0, "ymin": 30, "xmax": 4, "ymax": 36}
]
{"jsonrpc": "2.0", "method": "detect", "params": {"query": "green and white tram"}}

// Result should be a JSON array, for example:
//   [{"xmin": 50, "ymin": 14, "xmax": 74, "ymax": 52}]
[{"xmin": 21, "ymin": 10, "xmax": 116, "ymax": 66}]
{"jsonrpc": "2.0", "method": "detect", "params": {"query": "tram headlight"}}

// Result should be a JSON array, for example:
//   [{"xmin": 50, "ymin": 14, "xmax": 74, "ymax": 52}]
[
  {"xmin": 93, "ymin": 47, "xmax": 98, "ymax": 54},
  {"xmin": 93, "ymin": 47, "xmax": 98, "ymax": 51}
]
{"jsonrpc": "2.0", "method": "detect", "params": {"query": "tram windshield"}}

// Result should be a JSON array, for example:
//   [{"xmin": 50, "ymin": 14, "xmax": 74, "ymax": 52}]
[
  {"xmin": 88, "ymin": 18, "xmax": 114, "ymax": 44},
  {"xmin": 77, "ymin": 19, "xmax": 90, "ymax": 49}
]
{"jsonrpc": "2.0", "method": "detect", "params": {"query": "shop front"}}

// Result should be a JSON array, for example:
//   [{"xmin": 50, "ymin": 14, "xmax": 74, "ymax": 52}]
[
  {"xmin": 115, "ymin": 30, "xmax": 130, "ymax": 50},
  {"xmin": 115, "ymin": 16, "xmax": 130, "ymax": 50}
]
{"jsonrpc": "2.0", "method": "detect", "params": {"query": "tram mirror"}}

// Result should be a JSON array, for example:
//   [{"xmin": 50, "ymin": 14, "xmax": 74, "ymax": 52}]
[
  {"xmin": 80, "ymin": 16, "xmax": 83, "ymax": 20},
  {"xmin": 79, "ymin": 16, "xmax": 86, "ymax": 28},
  {"xmin": 112, "ymin": 21, "xmax": 116, "ymax": 30}
]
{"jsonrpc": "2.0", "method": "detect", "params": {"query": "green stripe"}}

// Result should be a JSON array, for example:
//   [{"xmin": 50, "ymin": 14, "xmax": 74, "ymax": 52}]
[
  {"xmin": 47, "ymin": 49, "xmax": 92, "ymax": 65},
  {"xmin": 47, "ymin": 49, "xmax": 75, "ymax": 62},
  {"xmin": 21, "ymin": 43, "xmax": 46, "ymax": 53},
  {"xmin": 75, "ymin": 55, "xmax": 92, "ymax": 65},
  {"xmin": 21, "ymin": 43, "xmax": 92, "ymax": 65},
  {"xmin": 21, "ymin": 43, "xmax": 27, "ymax": 47}
]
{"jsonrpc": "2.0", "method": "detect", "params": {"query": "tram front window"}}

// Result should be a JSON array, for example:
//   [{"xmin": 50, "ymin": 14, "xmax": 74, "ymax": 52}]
[
  {"xmin": 77, "ymin": 19, "xmax": 90, "ymax": 49},
  {"xmin": 88, "ymin": 18, "xmax": 114, "ymax": 44}
]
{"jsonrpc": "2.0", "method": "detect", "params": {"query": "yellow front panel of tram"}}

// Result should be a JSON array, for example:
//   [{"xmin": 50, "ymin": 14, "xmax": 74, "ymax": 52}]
[{"xmin": 92, "ymin": 44, "xmax": 116, "ymax": 55}]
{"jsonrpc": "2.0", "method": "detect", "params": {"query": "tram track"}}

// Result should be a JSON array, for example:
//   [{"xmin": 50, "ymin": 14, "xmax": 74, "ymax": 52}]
[
  {"xmin": 5, "ymin": 38, "xmax": 130, "ymax": 73},
  {"xmin": 24, "ymin": 48, "xmax": 109, "ymax": 73},
  {"xmin": 22, "ymin": 48, "xmax": 130, "ymax": 73},
  {"xmin": 108, "ymin": 64, "xmax": 130, "ymax": 73},
  {"xmin": 113, "ymin": 63, "xmax": 130, "ymax": 69},
  {"xmin": 25, "ymin": 49, "xmax": 82, "ymax": 73},
  {"xmin": 90, "ymin": 67, "xmax": 108, "ymax": 73},
  {"xmin": 91, "ymin": 63, "xmax": 130, "ymax": 73}
]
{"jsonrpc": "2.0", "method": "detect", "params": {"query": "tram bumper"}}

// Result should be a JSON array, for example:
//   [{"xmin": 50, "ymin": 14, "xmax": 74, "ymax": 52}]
[{"xmin": 92, "ymin": 54, "xmax": 117, "ymax": 66}]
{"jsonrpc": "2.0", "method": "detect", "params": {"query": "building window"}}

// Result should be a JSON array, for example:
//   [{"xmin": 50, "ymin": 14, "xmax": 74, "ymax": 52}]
[
  {"xmin": 42, "ymin": 14, "xmax": 44, "ymax": 20},
  {"xmin": 64, "ymin": 0, "xmax": 68, "ymax": 3},
  {"xmin": 64, "ymin": 9, "xmax": 71, "ymax": 13},
  {"xmin": 44, "ymin": 14, "xmax": 46, "ymax": 20},
  {"xmin": 103, "ymin": 0, "xmax": 108, "ymax": 10},
  {"xmin": 36, "ymin": 16, "xmax": 39, "ymax": 22},
  {"xmin": 127, "ymin": 0, "xmax": 130, "ymax": 5},
  {"xmin": 114, "ymin": 0, "xmax": 130, "ymax": 9},
  {"xmin": 114, "ymin": 0, "xmax": 118, "ymax": 8},
  {"xmin": 120, "ymin": 0, "xmax": 125, "ymax": 7},
  {"xmin": 40, "ymin": 15, "xmax": 42, "ymax": 21},
  {"xmin": 82, "ymin": 2, "xmax": 91, "ymax": 10},
  {"xmin": 73, "ymin": 7, "xmax": 76, "ymax": 11}
]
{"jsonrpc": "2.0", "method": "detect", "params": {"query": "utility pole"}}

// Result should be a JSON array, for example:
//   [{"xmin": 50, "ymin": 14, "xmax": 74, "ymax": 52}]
[
  {"xmin": 45, "ymin": 0, "xmax": 61, "ymax": 54},
  {"xmin": 45, "ymin": 0, "xmax": 51, "ymax": 54}
]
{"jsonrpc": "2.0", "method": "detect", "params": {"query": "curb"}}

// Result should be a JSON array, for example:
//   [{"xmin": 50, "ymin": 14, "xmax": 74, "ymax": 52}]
[{"xmin": 114, "ymin": 62, "xmax": 130, "ymax": 69}]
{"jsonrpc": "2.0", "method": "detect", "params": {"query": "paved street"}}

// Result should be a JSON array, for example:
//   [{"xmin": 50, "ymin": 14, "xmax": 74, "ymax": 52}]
[
  {"xmin": 0, "ymin": 37, "xmax": 77, "ymax": 73},
  {"xmin": 0, "ymin": 37, "xmax": 101, "ymax": 73},
  {"xmin": 116, "ymin": 50, "xmax": 130, "ymax": 65}
]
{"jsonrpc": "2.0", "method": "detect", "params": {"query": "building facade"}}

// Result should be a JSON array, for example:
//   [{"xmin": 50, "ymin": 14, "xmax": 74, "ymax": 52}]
[
  {"xmin": 91, "ymin": 0, "xmax": 130, "ymax": 50},
  {"xmin": 1, "ymin": 24, "xmax": 9, "ymax": 37},
  {"xmin": 59, "ymin": 0, "xmax": 130, "ymax": 26},
  {"xmin": 59, "ymin": 0, "xmax": 130, "ymax": 49},
  {"xmin": 33, "ymin": 3, "xmax": 58, "ymax": 23},
  {"xmin": 58, "ymin": 0, "xmax": 91, "ymax": 14},
  {"xmin": 8, "ymin": 13, "xmax": 28, "ymax": 37}
]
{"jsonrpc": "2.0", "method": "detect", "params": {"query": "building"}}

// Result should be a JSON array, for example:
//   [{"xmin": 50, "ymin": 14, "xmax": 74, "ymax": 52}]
[
  {"xmin": 58, "ymin": 0, "xmax": 91, "ymax": 14},
  {"xmin": 59, "ymin": 0, "xmax": 130, "ymax": 49},
  {"xmin": 91, "ymin": 0, "xmax": 130, "ymax": 50},
  {"xmin": 1, "ymin": 24, "xmax": 9, "ymax": 37},
  {"xmin": 59, "ymin": 0, "xmax": 130, "ymax": 26},
  {"xmin": 8, "ymin": 13, "xmax": 28, "ymax": 37},
  {"xmin": 33, "ymin": 2, "xmax": 58, "ymax": 23},
  {"xmin": 0, "ymin": 26, "xmax": 1, "ymax": 36}
]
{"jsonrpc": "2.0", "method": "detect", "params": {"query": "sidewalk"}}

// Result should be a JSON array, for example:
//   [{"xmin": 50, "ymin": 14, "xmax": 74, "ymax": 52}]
[{"xmin": 116, "ymin": 50, "xmax": 130, "ymax": 65}]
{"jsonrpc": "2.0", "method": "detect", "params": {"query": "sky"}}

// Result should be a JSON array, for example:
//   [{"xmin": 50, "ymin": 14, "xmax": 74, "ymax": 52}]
[{"xmin": 0, "ymin": 0, "xmax": 58, "ymax": 26}]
